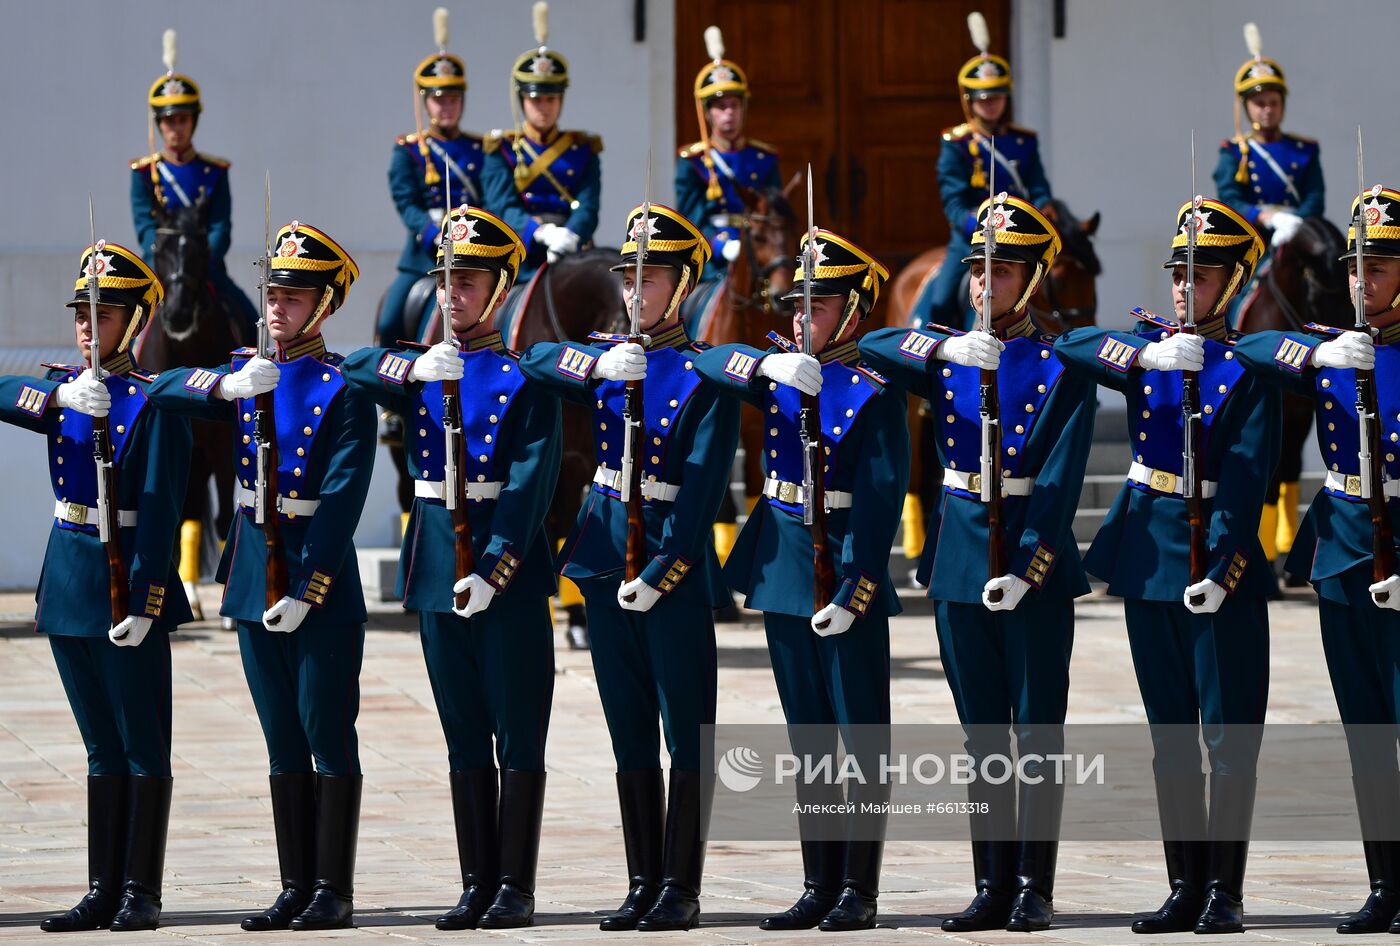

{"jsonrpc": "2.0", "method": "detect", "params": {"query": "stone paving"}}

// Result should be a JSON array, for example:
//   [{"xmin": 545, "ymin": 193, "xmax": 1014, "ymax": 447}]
[{"xmin": 0, "ymin": 585, "xmax": 1379, "ymax": 944}]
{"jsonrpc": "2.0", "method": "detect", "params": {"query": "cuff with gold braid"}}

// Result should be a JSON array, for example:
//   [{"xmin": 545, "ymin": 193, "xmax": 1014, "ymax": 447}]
[
  {"xmin": 832, "ymin": 572, "xmax": 879, "ymax": 618},
  {"xmin": 1208, "ymin": 550, "xmax": 1249, "ymax": 595},
  {"xmin": 640, "ymin": 554, "xmax": 692, "ymax": 595},
  {"xmin": 1271, "ymin": 333, "xmax": 1320, "ymax": 373},
  {"xmin": 477, "ymin": 543, "xmax": 522, "ymax": 593},
  {"xmin": 1095, "ymin": 333, "xmax": 1149, "ymax": 373},
  {"xmin": 295, "ymin": 568, "xmax": 335, "ymax": 608},
  {"xmin": 182, "ymin": 366, "xmax": 228, "ymax": 397},
  {"xmin": 1012, "ymin": 542, "xmax": 1057, "ymax": 590},
  {"xmin": 15, "ymin": 380, "xmax": 56, "ymax": 417},
  {"xmin": 133, "ymin": 582, "xmax": 167, "ymax": 620}
]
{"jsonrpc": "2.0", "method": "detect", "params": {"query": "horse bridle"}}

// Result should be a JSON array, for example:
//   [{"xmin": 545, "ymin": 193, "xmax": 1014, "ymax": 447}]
[
  {"xmin": 1039, "ymin": 254, "xmax": 1097, "ymax": 326},
  {"xmin": 732, "ymin": 214, "xmax": 791, "ymax": 315}
]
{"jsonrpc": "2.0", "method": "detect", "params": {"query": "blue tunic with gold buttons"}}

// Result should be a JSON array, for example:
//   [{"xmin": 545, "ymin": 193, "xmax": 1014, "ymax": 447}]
[
  {"xmin": 912, "ymin": 125, "xmax": 1053, "ymax": 329},
  {"xmin": 1214, "ymin": 133, "xmax": 1325, "ymax": 228},
  {"xmin": 380, "ymin": 131, "xmax": 486, "ymax": 343},
  {"xmin": 0, "ymin": 358, "xmax": 193, "ymax": 776},
  {"xmin": 1234, "ymin": 324, "xmax": 1400, "ymax": 763},
  {"xmin": 480, "ymin": 128, "xmax": 602, "ymax": 279},
  {"xmin": 341, "ymin": 332, "xmax": 560, "ymax": 772},
  {"xmin": 674, "ymin": 139, "xmax": 781, "ymax": 282},
  {"xmin": 861, "ymin": 316, "xmax": 1093, "ymax": 760},
  {"xmin": 145, "ymin": 335, "xmax": 376, "ymax": 775},
  {"xmin": 695, "ymin": 335, "xmax": 907, "ymax": 728},
  {"xmin": 130, "ymin": 152, "xmax": 258, "ymax": 333},
  {"xmin": 519, "ymin": 324, "xmax": 739, "ymax": 772},
  {"xmin": 1057, "ymin": 312, "xmax": 1280, "ymax": 766}
]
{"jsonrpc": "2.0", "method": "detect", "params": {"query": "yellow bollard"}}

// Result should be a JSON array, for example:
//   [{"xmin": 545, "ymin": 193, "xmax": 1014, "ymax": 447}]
[
  {"xmin": 1257, "ymin": 497, "xmax": 1279, "ymax": 562},
  {"xmin": 713, "ymin": 522, "xmax": 738, "ymax": 565},
  {"xmin": 1276, "ymin": 480, "xmax": 1300, "ymax": 555},
  {"xmin": 179, "ymin": 519, "xmax": 203, "ymax": 620},
  {"xmin": 902, "ymin": 493, "xmax": 926, "ymax": 561},
  {"xmin": 400, "ymin": 511, "xmax": 411, "ymax": 542}
]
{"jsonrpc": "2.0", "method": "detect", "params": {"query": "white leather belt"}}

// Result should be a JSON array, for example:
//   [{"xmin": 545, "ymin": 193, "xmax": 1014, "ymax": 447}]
[
  {"xmin": 594, "ymin": 465, "xmax": 680, "ymax": 502},
  {"xmin": 236, "ymin": 486, "xmax": 321, "ymax": 516},
  {"xmin": 1128, "ymin": 461, "xmax": 1218, "ymax": 499},
  {"xmin": 54, "ymin": 501, "xmax": 137, "ymax": 528},
  {"xmin": 1324, "ymin": 470, "xmax": 1400, "ymax": 499},
  {"xmin": 762, "ymin": 476, "xmax": 853, "ymax": 511},
  {"xmin": 415, "ymin": 480, "xmax": 504, "ymax": 502},
  {"xmin": 942, "ymin": 468, "xmax": 1034, "ymax": 498}
]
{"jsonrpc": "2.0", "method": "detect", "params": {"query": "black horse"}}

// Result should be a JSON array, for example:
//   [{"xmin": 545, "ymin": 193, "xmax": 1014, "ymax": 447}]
[{"xmin": 136, "ymin": 193, "xmax": 248, "ymax": 618}]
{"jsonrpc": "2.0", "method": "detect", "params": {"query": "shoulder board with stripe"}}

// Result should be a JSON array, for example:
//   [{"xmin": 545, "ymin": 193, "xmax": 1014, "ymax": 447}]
[
  {"xmin": 765, "ymin": 331, "xmax": 799, "ymax": 353},
  {"xmin": 129, "ymin": 369, "xmax": 158, "ymax": 383},
  {"xmin": 688, "ymin": 340, "xmax": 713, "ymax": 352},
  {"xmin": 925, "ymin": 322, "xmax": 966, "ymax": 337},
  {"xmin": 1039, "ymin": 333, "xmax": 1057, "ymax": 345},
  {"xmin": 41, "ymin": 362, "xmax": 81, "ymax": 373},
  {"xmin": 941, "ymin": 123, "xmax": 973, "ymax": 142},
  {"xmin": 505, "ymin": 348, "xmax": 522, "ymax": 360},
  {"xmin": 677, "ymin": 141, "xmax": 705, "ymax": 159},
  {"xmin": 322, "ymin": 352, "xmax": 345, "ymax": 368},
  {"xmin": 129, "ymin": 153, "xmax": 159, "ymax": 171},
  {"xmin": 587, "ymin": 331, "xmax": 627, "ymax": 343},
  {"xmin": 1303, "ymin": 322, "xmax": 1345, "ymax": 336},
  {"xmin": 231, "ymin": 346, "xmax": 257, "ymax": 357},
  {"xmin": 396, "ymin": 132, "xmax": 420, "ymax": 146},
  {"xmin": 856, "ymin": 364, "xmax": 887, "ymax": 388},
  {"xmin": 397, "ymin": 340, "xmax": 432, "ymax": 352},
  {"xmin": 747, "ymin": 138, "xmax": 779, "ymax": 154},
  {"xmin": 1131, "ymin": 307, "xmax": 1178, "ymax": 331},
  {"xmin": 198, "ymin": 152, "xmax": 230, "ymax": 168}
]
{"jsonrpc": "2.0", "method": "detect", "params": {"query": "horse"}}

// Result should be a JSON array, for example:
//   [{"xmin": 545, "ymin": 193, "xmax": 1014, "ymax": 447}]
[
  {"xmin": 886, "ymin": 198, "xmax": 1103, "ymax": 574},
  {"xmin": 683, "ymin": 177, "xmax": 801, "ymax": 577},
  {"xmin": 1234, "ymin": 216, "xmax": 1351, "ymax": 575},
  {"xmin": 375, "ymin": 249, "xmax": 625, "ymax": 646},
  {"xmin": 135, "ymin": 192, "xmax": 247, "ymax": 619}
]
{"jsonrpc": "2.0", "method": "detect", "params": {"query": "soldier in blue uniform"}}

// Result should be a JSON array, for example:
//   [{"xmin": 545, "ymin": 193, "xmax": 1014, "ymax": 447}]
[
  {"xmin": 675, "ymin": 26, "xmax": 781, "ymax": 286},
  {"xmin": 146, "ymin": 223, "xmax": 376, "ymax": 932},
  {"xmin": 1213, "ymin": 23, "xmax": 1325, "ymax": 566},
  {"xmin": 519, "ymin": 204, "xmax": 738, "ymax": 931},
  {"xmin": 695, "ymin": 230, "xmax": 905, "ymax": 931},
  {"xmin": 864, "ymin": 196, "xmax": 1094, "ymax": 933},
  {"xmin": 130, "ymin": 30, "xmax": 257, "ymax": 336},
  {"xmin": 1231, "ymin": 185, "xmax": 1400, "ymax": 934},
  {"xmin": 380, "ymin": 8, "xmax": 485, "ymax": 346},
  {"xmin": 342, "ymin": 207, "xmax": 559, "ymax": 931},
  {"xmin": 1056, "ymin": 199, "xmax": 1275, "ymax": 934},
  {"xmin": 481, "ymin": 2, "xmax": 602, "ymax": 284},
  {"xmin": 5, "ymin": 243, "xmax": 191, "ymax": 933},
  {"xmin": 910, "ymin": 15, "xmax": 1053, "ymax": 330}
]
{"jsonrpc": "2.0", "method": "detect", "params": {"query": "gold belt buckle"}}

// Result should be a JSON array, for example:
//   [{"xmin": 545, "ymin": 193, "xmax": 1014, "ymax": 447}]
[
  {"xmin": 966, "ymin": 472, "xmax": 982, "ymax": 494},
  {"xmin": 64, "ymin": 501, "xmax": 88, "ymax": 525},
  {"xmin": 1345, "ymin": 474, "xmax": 1363, "ymax": 496},
  {"xmin": 1149, "ymin": 469, "xmax": 1177, "ymax": 493},
  {"xmin": 777, "ymin": 480, "xmax": 800, "ymax": 504}
]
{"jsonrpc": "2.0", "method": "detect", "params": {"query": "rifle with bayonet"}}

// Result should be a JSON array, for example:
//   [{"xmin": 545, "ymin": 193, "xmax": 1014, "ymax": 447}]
[
  {"xmin": 86, "ymin": 198, "xmax": 128, "ymax": 625},
  {"xmin": 1352, "ymin": 128, "xmax": 1397, "ymax": 600},
  {"xmin": 800, "ymin": 164, "xmax": 835, "ymax": 611},
  {"xmin": 440, "ymin": 162, "xmax": 475, "ymax": 611},
  {"xmin": 1181, "ymin": 136, "xmax": 1208, "ymax": 606},
  {"xmin": 620, "ymin": 163, "xmax": 651, "ymax": 585},
  {"xmin": 980, "ymin": 140, "xmax": 1008, "ymax": 602},
  {"xmin": 253, "ymin": 173, "xmax": 288, "ymax": 608}
]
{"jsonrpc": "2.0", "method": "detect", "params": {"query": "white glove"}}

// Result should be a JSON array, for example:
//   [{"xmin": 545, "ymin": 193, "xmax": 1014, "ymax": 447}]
[
  {"xmin": 1269, "ymin": 210, "xmax": 1304, "ymax": 248},
  {"xmin": 1183, "ymin": 578, "xmax": 1227, "ymax": 615},
  {"xmin": 617, "ymin": 577, "xmax": 662, "ymax": 613},
  {"xmin": 1369, "ymin": 575, "xmax": 1400, "ymax": 610},
  {"xmin": 937, "ymin": 331, "xmax": 1004, "ymax": 370},
  {"xmin": 1312, "ymin": 331, "xmax": 1374, "ymax": 371},
  {"xmin": 592, "ymin": 343, "xmax": 647, "ymax": 382},
  {"xmin": 108, "ymin": 615, "xmax": 152, "ymax": 647},
  {"xmin": 262, "ymin": 596, "xmax": 310, "ymax": 633},
  {"xmin": 759, "ymin": 353, "xmax": 823, "ymax": 396},
  {"xmin": 721, "ymin": 238, "xmax": 742, "ymax": 263},
  {"xmin": 217, "ymin": 357, "xmax": 280, "ymax": 400},
  {"xmin": 55, "ymin": 370, "xmax": 111, "ymax": 417},
  {"xmin": 428, "ymin": 207, "xmax": 446, "ymax": 225},
  {"xmin": 451, "ymin": 573, "xmax": 497, "ymax": 619},
  {"xmin": 1138, "ymin": 334, "xmax": 1204, "ymax": 373},
  {"xmin": 534, "ymin": 222, "xmax": 560, "ymax": 246},
  {"xmin": 409, "ymin": 341, "xmax": 464, "ymax": 382},
  {"xmin": 982, "ymin": 575, "xmax": 1032, "ymax": 611},
  {"xmin": 811, "ymin": 603, "xmax": 855, "ymax": 637},
  {"xmin": 545, "ymin": 227, "xmax": 580, "ymax": 256}
]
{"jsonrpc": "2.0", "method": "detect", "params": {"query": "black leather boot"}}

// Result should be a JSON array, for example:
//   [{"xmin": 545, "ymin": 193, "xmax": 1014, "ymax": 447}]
[
  {"xmin": 435, "ymin": 769, "xmax": 499, "ymax": 931},
  {"xmin": 1133, "ymin": 772, "xmax": 1207, "ymax": 934},
  {"xmin": 41, "ymin": 775, "xmax": 128, "ymax": 932},
  {"xmin": 242, "ymin": 773, "xmax": 316, "ymax": 931},
  {"xmin": 109, "ymin": 776, "xmax": 173, "ymax": 931},
  {"xmin": 479, "ymin": 770, "xmax": 547, "ymax": 928},
  {"xmin": 819, "ymin": 779, "xmax": 888, "ymax": 932},
  {"xmin": 1341, "ymin": 774, "xmax": 1400, "ymax": 934},
  {"xmin": 288, "ymin": 774, "xmax": 361, "ymax": 931},
  {"xmin": 636, "ymin": 770, "xmax": 713, "ymax": 931},
  {"xmin": 1194, "ymin": 773, "xmax": 1255, "ymax": 934},
  {"xmin": 1006, "ymin": 776, "xmax": 1063, "ymax": 932},
  {"xmin": 943, "ymin": 777, "xmax": 1015, "ymax": 932},
  {"xmin": 760, "ymin": 840, "xmax": 842, "ymax": 930},
  {"xmin": 600, "ymin": 769, "xmax": 665, "ymax": 931}
]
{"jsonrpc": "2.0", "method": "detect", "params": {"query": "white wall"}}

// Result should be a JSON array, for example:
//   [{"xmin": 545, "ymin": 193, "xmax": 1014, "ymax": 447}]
[
  {"xmin": 0, "ymin": 0, "xmax": 675, "ymax": 587},
  {"xmin": 1013, "ymin": 0, "xmax": 1400, "ymax": 329}
]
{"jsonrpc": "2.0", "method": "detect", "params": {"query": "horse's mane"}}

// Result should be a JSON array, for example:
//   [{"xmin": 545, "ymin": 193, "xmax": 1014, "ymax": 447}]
[{"xmin": 1046, "ymin": 198, "xmax": 1101, "ymax": 276}]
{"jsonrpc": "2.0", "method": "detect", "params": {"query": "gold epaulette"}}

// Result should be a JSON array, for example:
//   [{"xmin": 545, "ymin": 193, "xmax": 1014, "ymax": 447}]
[
  {"xmin": 198, "ymin": 152, "xmax": 230, "ymax": 168},
  {"xmin": 483, "ymin": 130, "xmax": 516, "ymax": 155},
  {"xmin": 747, "ymin": 138, "xmax": 779, "ymax": 154},
  {"xmin": 678, "ymin": 140, "xmax": 705, "ymax": 159},
  {"xmin": 130, "ymin": 153, "xmax": 159, "ymax": 171},
  {"xmin": 941, "ymin": 123, "xmax": 973, "ymax": 142},
  {"xmin": 397, "ymin": 132, "xmax": 420, "ymax": 146},
  {"xmin": 570, "ymin": 130, "xmax": 603, "ymax": 153}
]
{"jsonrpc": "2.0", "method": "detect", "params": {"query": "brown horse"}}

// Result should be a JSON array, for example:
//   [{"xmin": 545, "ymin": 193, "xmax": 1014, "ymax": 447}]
[
  {"xmin": 686, "ymin": 178, "xmax": 801, "ymax": 552},
  {"xmin": 1234, "ymin": 216, "xmax": 1350, "ymax": 572},
  {"xmin": 887, "ymin": 198, "xmax": 1103, "ymax": 571},
  {"xmin": 135, "ymin": 193, "xmax": 248, "ymax": 619}
]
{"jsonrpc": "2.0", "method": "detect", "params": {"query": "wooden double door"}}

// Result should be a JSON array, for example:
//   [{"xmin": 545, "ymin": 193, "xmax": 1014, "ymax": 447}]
[{"xmin": 675, "ymin": 0, "xmax": 1011, "ymax": 272}]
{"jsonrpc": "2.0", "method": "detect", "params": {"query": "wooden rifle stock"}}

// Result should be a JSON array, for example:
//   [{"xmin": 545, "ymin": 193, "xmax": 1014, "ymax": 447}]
[
  {"xmin": 92, "ymin": 414, "xmax": 128, "ymax": 625},
  {"xmin": 623, "ymin": 336, "xmax": 646, "ymax": 582},
  {"xmin": 981, "ymin": 366, "xmax": 1008, "ymax": 589},
  {"xmin": 1360, "ymin": 366, "xmax": 1397, "ymax": 588},
  {"xmin": 800, "ymin": 390, "xmax": 835, "ymax": 611},
  {"xmin": 444, "ymin": 376, "xmax": 475, "ymax": 609},
  {"xmin": 256, "ymin": 389, "xmax": 288, "ymax": 608}
]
